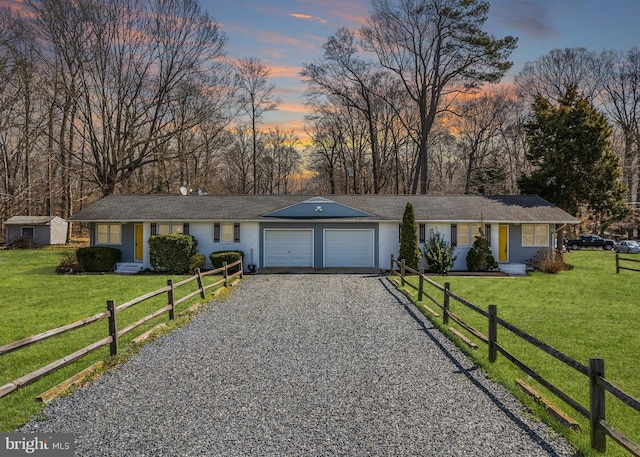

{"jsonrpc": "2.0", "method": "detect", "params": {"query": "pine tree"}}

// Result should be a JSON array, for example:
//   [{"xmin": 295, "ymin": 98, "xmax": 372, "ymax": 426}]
[
  {"xmin": 399, "ymin": 203, "xmax": 421, "ymax": 270},
  {"xmin": 518, "ymin": 85, "xmax": 629, "ymax": 228}
]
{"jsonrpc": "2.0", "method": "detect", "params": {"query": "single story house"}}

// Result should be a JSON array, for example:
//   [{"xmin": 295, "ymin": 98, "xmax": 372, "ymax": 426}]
[
  {"xmin": 69, "ymin": 194, "xmax": 578, "ymax": 273},
  {"xmin": 4, "ymin": 216, "xmax": 68, "ymax": 245}
]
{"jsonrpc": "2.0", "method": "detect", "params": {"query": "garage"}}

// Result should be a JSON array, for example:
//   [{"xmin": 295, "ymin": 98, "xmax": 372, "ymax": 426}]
[
  {"xmin": 264, "ymin": 229, "xmax": 314, "ymax": 267},
  {"xmin": 324, "ymin": 229, "xmax": 375, "ymax": 268}
]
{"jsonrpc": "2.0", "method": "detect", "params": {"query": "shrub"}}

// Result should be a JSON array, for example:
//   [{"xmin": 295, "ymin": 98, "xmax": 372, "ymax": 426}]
[
  {"xmin": 466, "ymin": 227, "xmax": 498, "ymax": 271},
  {"xmin": 423, "ymin": 229, "xmax": 457, "ymax": 274},
  {"xmin": 77, "ymin": 247, "xmax": 121, "ymax": 272},
  {"xmin": 149, "ymin": 234, "xmax": 198, "ymax": 274},
  {"xmin": 190, "ymin": 254, "xmax": 206, "ymax": 274},
  {"xmin": 210, "ymin": 250, "xmax": 244, "ymax": 273},
  {"xmin": 531, "ymin": 248, "xmax": 568, "ymax": 273},
  {"xmin": 8, "ymin": 236, "xmax": 41, "ymax": 250},
  {"xmin": 56, "ymin": 254, "xmax": 85, "ymax": 274},
  {"xmin": 399, "ymin": 202, "xmax": 421, "ymax": 270}
]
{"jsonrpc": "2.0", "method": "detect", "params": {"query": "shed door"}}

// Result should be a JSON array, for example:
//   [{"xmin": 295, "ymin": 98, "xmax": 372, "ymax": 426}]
[
  {"xmin": 324, "ymin": 229, "xmax": 374, "ymax": 268},
  {"xmin": 264, "ymin": 229, "xmax": 313, "ymax": 267}
]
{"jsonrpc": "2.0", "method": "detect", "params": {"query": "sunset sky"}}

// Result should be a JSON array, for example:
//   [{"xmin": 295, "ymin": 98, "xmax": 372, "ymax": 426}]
[{"xmin": 3, "ymin": 0, "xmax": 640, "ymax": 139}]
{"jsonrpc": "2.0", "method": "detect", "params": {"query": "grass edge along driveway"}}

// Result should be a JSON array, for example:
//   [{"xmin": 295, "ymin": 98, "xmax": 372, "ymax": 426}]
[
  {"xmin": 397, "ymin": 250, "xmax": 639, "ymax": 457},
  {"xmin": 0, "ymin": 248, "xmax": 224, "ymax": 432}
]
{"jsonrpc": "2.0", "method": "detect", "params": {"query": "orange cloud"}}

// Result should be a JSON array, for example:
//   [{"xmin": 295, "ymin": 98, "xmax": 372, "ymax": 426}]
[{"xmin": 290, "ymin": 12, "xmax": 328, "ymax": 24}]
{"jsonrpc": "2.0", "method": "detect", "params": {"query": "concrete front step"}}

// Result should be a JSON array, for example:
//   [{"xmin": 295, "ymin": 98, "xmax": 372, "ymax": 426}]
[{"xmin": 115, "ymin": 262, "xmax": 144, "ymax": 274}]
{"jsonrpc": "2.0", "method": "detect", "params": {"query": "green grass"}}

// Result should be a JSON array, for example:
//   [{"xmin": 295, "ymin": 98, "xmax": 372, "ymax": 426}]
[
  {"xmin": 0, "ymin": 248, "xmax": 228, "ymax": 432},
  {"xmin": 395, "ymin": 250, "xmax": 640, "ymax": 457}
]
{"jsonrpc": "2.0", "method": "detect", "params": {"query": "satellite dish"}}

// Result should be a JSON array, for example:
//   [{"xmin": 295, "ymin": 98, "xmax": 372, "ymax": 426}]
[{"xmin": 179, "ymin": 186, "xmax": 188, "ymax": 195}]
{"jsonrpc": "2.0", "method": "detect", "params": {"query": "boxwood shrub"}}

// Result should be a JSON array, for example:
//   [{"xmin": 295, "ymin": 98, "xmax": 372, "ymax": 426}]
[
  {"xmin": 210, "ymin": 250, "xmax": 244, "ymax": 273},
  {"xmin": 190, "ymin": 254, "xmax": 206, "ymax": 274},
  {"xmin": 77, "ymin": 247, "xmax": 121, "ymax": 272},
  {"xmin": 149, "ymin": 234, "xmax": 198, "ymax": 274}
]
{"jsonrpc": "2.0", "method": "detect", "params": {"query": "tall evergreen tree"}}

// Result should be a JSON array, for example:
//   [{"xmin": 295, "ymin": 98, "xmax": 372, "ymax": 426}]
[
  {"xmin": 399, "ymin": 202, "xmax": 421, "ymax": 270},
  {"xmin": 518, "ymin": 85, "xmax": 629, "ymax": 229}
]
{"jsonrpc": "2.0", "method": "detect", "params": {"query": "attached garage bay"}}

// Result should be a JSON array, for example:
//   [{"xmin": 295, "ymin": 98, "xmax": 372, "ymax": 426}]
[
  {"xmin": 261, "ymin": 225, "xmax": 378, "ymax": 268},
  {"xmin": 324, "ymin": 229, "xmax": 374, "ymax": 268},
  {"xmin": 264, "ymin": 229, "xmax": 314, "ymax": 267}
]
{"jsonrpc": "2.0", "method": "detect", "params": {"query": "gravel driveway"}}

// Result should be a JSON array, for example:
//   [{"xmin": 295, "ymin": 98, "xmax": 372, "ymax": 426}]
[{"xmin": 22, "ymin": 274, "xmax": 576, "ymax": 456}]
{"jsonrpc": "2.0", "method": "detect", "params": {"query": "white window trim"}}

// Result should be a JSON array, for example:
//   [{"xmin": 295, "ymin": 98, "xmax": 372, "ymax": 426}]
[
  {"xmin": 457, "ymin": 224, "xmax": 482, "ymax": 246},
  {"xmin": 96, "ymin": 223, "xmax": 122, "ymax": 245},
  {"xmin": 157, "ymin": 223, "xmax": 184, "ymax": 235},
  {"xmin": 521, "ymin": 224, "xmax": 549, "ymax": 247}
]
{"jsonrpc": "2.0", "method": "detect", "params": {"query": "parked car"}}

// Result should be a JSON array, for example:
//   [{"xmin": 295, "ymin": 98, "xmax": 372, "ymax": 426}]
[
  {"xmin": 613, "ymin": 240, "xmax": 640, "ymax": 254},
  {"xmin": 565, "ymin": 234, "xmax": 615, "ymax": 250}
]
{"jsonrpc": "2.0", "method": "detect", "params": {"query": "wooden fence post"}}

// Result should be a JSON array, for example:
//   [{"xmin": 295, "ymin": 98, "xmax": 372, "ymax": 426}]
[
  {"xmin": 390, "ymin": 254, "xmax": 394, "ymax": 272},
  {"xmin": 615, "ymin": 253, "xmax": 620, "ymax": 274},
  {"xmin": 590, "ymin": 358, "xmax": 606, "ymax": 452},
  {"xmin": 400, "ymin": 259, "xmax": 406, "ymax": 286},
  {"xmin": 488, "ymin": 304, "xmax": 497, "ymax": 363},
  {"xmin": 443, "ymin": 282, "xmax": 450, "ymax": 325},
  {"xmin": 418, "ymin": 270, "xmax": 424, "ymax": 301},
  {"xmin": 196, "ymin": 268, "xmax": 205, "ymax": 299},
  {"xmin": 107, "ymin": 300, "xmax": 118, "ymax": 356},
  {"xmin": 167, "ymin": 279, "xmax": 175, "ymax": 320},
  {"xmin": 240, "ymin": 257, "xmax": 244, "ymax": 279},
  {"xmin": 223, "ymin": 261, "xmax": 228, "ymax": 287}
]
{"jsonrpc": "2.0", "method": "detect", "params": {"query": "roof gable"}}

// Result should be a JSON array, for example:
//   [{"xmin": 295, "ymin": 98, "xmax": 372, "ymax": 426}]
[{"xmin": 263, "ymin": 197, "xmax": 373, "ymax": 219}]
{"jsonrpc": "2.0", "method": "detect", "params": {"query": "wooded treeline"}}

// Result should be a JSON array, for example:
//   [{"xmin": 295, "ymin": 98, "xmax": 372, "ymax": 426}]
[{"xmin": 1, "ymin": 0, "xmax": 639, "ymax": 233}]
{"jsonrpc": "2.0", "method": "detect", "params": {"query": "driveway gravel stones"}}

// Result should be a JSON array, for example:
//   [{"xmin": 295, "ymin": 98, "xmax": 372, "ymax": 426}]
[{"xmin": 21, "ymin": 274, "xmax": 576, "ymax": 456}]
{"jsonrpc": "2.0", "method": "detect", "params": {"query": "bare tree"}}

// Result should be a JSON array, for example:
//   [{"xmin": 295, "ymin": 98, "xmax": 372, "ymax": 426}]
[
  {"xmin": 31, "ymin": 0, "xmax": 228, "ymax": 196},
  {"xmin": 593, "ymin": 48, "xmax": 640, "ymax": 205},
  {"xmin": 234, "ymin": 57, "xmax": 281, "ymax": 194},
  {"xmin": 361, "ymin": 0, "xmax": 516, "ymax": 194},
  {"xmin": 515, "ymin": 48, "xmax": 600, "ymax": 103}
]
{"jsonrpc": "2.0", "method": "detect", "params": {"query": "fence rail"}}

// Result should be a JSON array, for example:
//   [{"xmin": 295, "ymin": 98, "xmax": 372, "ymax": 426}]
[
  {"xmin": 0, "ymin": 259, "xmax": 243, "ymax": 400},
  {"xmin": 390, "ymin": 254, "xmax": 640, "ymax": 456},
  {"xmin": 616, "ymin": 253, "xmax": 640, "ymax": 274}
]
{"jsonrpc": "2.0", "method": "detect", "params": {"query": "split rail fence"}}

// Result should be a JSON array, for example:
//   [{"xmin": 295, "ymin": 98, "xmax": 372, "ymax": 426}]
[
  {"xmin": 390, "ymin": 254, "xmax": 640, "ymax": 456},
  {"xmin": 0, "ymin": 259, "xmax": 243, "ymax": 400},
  {"xmin": 616, "ymin": 253, "xmax": 640, "ymax": 274}
]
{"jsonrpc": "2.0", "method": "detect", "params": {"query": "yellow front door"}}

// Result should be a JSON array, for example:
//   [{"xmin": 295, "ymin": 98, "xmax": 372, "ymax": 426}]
[
  {"xmin": 135, "ymin": 224, "xmax": 143, "ymax": 261},
  {"xmin": 498, "ymin": 225, "xmax": 508, "ymax": 262}
]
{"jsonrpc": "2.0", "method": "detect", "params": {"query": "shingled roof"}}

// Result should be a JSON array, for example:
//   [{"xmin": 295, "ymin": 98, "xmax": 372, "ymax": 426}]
[{"xmin": 70, "ymin": 194, "xmax": 578, "ymax": 224}]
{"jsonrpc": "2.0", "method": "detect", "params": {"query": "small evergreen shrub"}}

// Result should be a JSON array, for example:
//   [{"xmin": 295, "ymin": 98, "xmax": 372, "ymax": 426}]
[
  {"xmin": 531, "ymin": 248, "xmax": 568, "ymax": 273},
  {"xmin": 466, "ymin": 227, "xmax": 498, "ymax": 271},
  {"xmin": 8, "ymin": 236, "xmax": 41, "ymax": 249},
  {"xmin": 399, "ymin": 202, "xmax": 421, "ymax": 270},
  {"xmin": 149, "ymin": 234, "xmax": 198, "ymax": 274},
  {"xmin": 423, "ymin": 229, "xmax": 457, "ymax": 273},
  {"xmin": 210, "ymin": 250, "xmax": 244, "ymax": 273},
  {"xmin": 190, "ymin": 254, "xmax": 206, "ymax": 274},
  {"xmin": 77, "ymin": 247, "xmax": 121, "ymax": 272},
  {"xmin": 56, "ymin": 254, "xmax": 85, "ymax": 274}
]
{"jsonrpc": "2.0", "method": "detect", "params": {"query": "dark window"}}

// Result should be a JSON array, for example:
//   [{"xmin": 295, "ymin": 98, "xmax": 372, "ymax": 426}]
[
  {"xmin": 485, "ymin": 224, "xmax": 491, "ymax": 246},
  {"xmin": 451, "ymin": 224, "xmax": 458, "ymax": 247},
  {"xmin": 183, "ymin": 223, "xmax": 190, "ymax": 235},
  {"xmin": 234, "ymin": 223, "xmax": 241, "ymax": 243},
  {"xmin": 150, "ymin": 223, "xmax": 157, "ymax": 236},
  {"xmin": 214, "ymin": 223, "xmax": 220, "ymax": 243},
  {"xmin": 419, "ymin": 224, "xmax": 426, "ymax": 244}
]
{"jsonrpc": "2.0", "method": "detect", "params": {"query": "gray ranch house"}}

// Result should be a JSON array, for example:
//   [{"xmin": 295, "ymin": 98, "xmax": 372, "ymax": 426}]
[{"xmin": 70, "ymin": 194, "xmax": 579, "ymax": 273}]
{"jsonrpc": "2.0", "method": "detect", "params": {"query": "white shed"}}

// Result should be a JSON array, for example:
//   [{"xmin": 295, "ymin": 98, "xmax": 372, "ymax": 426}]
[{"xmin": 5, "ymin": 216, "xmax": 68, "ymax": 245}]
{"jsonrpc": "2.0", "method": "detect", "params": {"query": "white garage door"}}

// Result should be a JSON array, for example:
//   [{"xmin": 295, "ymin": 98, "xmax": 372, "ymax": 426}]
[
  {"xmin": 324, "ymin": 229, "xmax": 374, "ymax": 268},
  {"xmin": 264, "ymin": 229, "xmax": 313, "ymax": 267}
]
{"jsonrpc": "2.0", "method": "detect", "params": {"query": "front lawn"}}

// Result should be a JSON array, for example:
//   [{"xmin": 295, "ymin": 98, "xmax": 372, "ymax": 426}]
[
  {"xmin": 0, "ymin": 248, "xmax": 224, "ymax": 432},
  {"xmin": 397, "ymin": 250, "xmax": 639, "ymax": 457}
]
